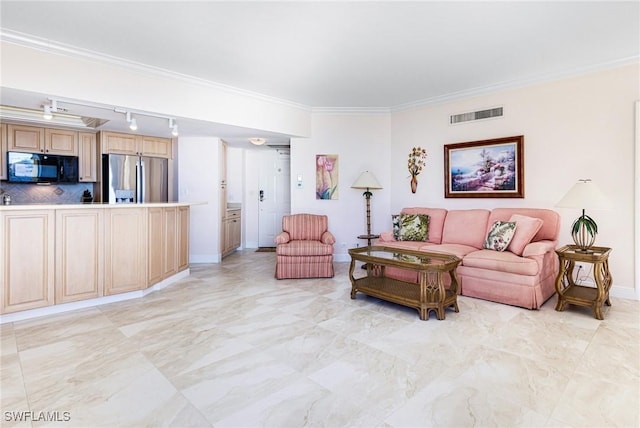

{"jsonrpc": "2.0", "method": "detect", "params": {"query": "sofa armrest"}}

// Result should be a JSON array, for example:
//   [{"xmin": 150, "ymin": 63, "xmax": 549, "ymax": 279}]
[
  {"xmin": 378, "ymin": 230, "xmax": 396, "ymax": 242},
  {"xmin": 522, "ymin": 240, "xmax": 556, "ymax": 257},
  {"xmin": 321, "ymin": 231, "xmax": 336, "ymax": 245},
  {"xmin": 275, "ymin": 231, "xmax": 291, "ymax": 244}
]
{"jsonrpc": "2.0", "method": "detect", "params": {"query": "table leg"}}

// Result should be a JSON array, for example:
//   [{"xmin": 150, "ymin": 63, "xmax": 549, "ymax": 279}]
[{"xmin": 348, "ymin": 258, "xmax": 357, "ymax": 299}]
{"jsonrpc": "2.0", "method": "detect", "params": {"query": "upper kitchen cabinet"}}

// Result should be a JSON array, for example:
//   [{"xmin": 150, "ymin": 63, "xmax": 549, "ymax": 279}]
[
  {"xmin": 100, "ymin": 131, "xmax": 172, "ymax": 159},
  {"xmin": 141, "ymin": 136, "xmax": 172, "ymax": 159},
  {"xmin": 7, "ymin": 124, "xmax": 78, "ymax": 155},
  {"xmin": 78, "ymin": 132, "xmax": 98, "ymax": 182}
]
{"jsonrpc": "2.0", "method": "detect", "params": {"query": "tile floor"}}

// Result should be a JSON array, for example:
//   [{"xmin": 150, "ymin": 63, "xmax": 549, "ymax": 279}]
[{"xmin": 1, "ymin": 250, "xmax": 639, "ymax": 427}]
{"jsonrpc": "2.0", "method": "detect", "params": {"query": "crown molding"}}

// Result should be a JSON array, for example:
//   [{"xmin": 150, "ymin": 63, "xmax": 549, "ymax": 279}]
[
  {"xmin": 390, "ymin": 56, "xmax": 640, "ymax": 113},
  {"xmin": 3, "ymin": 29, "xmax": 637, "ymax": 116},
  {"xmin": 0, "ymin": 29, "xmax": 312, "ymax": 113}
]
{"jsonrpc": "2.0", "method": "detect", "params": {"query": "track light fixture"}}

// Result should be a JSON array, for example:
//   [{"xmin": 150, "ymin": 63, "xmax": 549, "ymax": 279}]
[
  {"xmin": 168, "ymin": 118, "xmax": 179, "ymax": 137},
  {"xmin": 126, "ymin": 111, "xmax": 138, "ymax": 131},
  {"xmin": 42, "ymin": 99, "xmax": 57, "ymax": 120}
]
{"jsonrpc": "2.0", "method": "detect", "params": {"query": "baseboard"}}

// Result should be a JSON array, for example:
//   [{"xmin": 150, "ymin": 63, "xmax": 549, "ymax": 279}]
[
  {"xmin": 0, "ymin": 269, "xmax": 191, "ymax": 324},
  {"xmin": 610, "ymin": 285, "xmax": 640, "ymax": 300}
]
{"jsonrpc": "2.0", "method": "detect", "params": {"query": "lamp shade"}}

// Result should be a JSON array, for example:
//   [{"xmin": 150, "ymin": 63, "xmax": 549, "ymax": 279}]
[
  {"xmin": 556, "ymin": 179, "xmax": 613, "ymax": 210},
  {"xmin": 351, "ymin": 171, "xmax": 383, "ymax": 190}
]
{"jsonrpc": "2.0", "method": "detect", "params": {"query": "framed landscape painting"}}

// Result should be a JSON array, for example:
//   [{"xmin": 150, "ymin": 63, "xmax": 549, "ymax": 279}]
[{"xmin": 444, "ymin": 135, "xmax": 524, "ymax": 198}]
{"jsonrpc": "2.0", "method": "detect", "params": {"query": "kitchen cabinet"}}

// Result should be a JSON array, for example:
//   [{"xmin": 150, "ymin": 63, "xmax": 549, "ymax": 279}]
[
  {"xmin": 0, "ymin": 123, "xmax": 6, "ymax": 180},
  {"xmin": 78, "ymin": 132, "xmax": 98, "ymax": 182},
  {"xmin": 7, "ymin": 124, "xmax": 78, "ymax": 155},
  {"xmin": 45, "ymin": 128, "xmax": 78, "ymax": 155},
  {"xmin": 147, "ymin": 207, "xmax": 164, "ymax": 286},
  {"xmin": 55, "ymin": 209, "xmax": 103, "ymax": 303},
  {"xmin": 100, "ymin": 131, "xmax": 172, "ymax": 159},
  {"xmin": 0, "ymin": 210, "xmax": 55, "ymax": 314},
  {"xmin": 104, "ymin": 208, "xmax": 147, "ymax": 295},
  {"xmin": 222, "ymin": 209, "xmax": 241, "ymax": 257},
  {"xmin": 141, "ymin": 136, "xmax": 172, "ymax": 159},
  {"xmin": 148, "ymin": 206, "xmax": 184, "ymax": 286},
  {"xmin": 178, "ymin": 206, "xmax": 190, "ymax": 272}
]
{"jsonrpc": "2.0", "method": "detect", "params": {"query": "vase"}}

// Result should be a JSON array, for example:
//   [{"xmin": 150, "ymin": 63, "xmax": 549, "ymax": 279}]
[{"xmin": 410, "ymin": 175, "xmax": 418, "ymax": 193}]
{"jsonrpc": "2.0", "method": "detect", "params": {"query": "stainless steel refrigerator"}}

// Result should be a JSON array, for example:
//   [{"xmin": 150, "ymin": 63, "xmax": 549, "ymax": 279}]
[{"xmin": 102, "ymin": 154, "xmax": 168, "ymax": 203}]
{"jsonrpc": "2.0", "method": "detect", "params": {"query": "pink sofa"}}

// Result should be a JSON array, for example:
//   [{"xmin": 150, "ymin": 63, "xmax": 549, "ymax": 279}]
[{"xmin": 377, "ymin": 207, "xmax": 561, "ymax": 309}]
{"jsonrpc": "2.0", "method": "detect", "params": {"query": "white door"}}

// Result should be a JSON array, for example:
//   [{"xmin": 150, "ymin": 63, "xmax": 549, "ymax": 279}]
[{"xmin": 258, "ymin": 149, "xmax": 290, "ymax": 247}]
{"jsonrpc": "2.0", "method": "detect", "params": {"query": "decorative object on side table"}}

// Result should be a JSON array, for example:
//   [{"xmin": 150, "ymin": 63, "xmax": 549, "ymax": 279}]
[
  {"xmin": 351, "ymin": 171, "xmax": 383, "ymax": 246},
  {"xmin": 554, "ymin": 245, "xmax": 612, "ymax": 320},
  {"xmin": 407, "ymin": 146, "xmax": 427, "ymax": 193},
  {"xmin": 556, "ymin": 179, "xmax": 612, "ymax": 253}
]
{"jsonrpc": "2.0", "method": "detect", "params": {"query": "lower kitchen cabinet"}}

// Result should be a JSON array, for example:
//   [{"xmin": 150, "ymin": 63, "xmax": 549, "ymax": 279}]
[
  {"xmin": 0, "ymin": 210, "xmax": 55, "ymax": 314},
  {"xmin": 222, "ymin": 209, "xmax": 241, "ymax": 257},
  {"xmin": 55, "ymin": 209, "xmax": 103, "ymax": 303},
  {"xmin": 104, "ymin": 207, "xmax": 147, "ymax": 295},
  {"xmin": 178, "ymin": 206, "xmax": 190, "ymax": 271}
]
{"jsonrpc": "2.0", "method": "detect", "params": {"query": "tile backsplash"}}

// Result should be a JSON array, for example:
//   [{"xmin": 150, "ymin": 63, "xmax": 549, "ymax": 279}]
[{"xmin": 0, "ymin": 182, "xmax": 94, "ymax": 204}]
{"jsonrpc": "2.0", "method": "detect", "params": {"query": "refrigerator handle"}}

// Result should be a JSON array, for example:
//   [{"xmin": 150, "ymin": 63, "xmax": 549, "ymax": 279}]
[{"xmin": 138, "ymin": 158, "xmax": 145, "ymax": 202}]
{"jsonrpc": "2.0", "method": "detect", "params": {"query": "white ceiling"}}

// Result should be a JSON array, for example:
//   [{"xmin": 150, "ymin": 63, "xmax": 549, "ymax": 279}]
[{"xmin": 1, "ymin": 1, "xmax": 638, "ymax": 143}]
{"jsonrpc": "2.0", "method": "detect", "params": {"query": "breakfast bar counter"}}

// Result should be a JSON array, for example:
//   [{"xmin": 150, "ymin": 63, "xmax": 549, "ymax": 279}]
[{"xmin": 0, "ymin": 203, "xmax": 193, "ymax": 319}]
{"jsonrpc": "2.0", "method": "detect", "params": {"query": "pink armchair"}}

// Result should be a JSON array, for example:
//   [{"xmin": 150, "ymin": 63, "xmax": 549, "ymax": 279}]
[{"xmin": 275, "ymin": 214, "xmax": 336, "ymax": 279}]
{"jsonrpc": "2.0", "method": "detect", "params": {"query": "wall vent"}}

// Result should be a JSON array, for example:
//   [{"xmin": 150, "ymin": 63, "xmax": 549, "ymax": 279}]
[{"xmin": 450, "ymin": 107, "xmax": 503, "ymax": 124}]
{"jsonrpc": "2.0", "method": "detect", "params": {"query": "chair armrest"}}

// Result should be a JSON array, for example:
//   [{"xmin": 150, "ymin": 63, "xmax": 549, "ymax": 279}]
[
  {"xmin": 321, "ymin": 231, "xmax": 336, "ymax": 245},
  {"xmin": 275, "ymin": 232, "xmax": 291, "ymax": 244},
  {"xmin": 378, "ymin": 230, "xmax": 396, "ymax": 242},
  {"xmin": 522, "ymin": 240, "xmax": 556, "ymax": 257}
]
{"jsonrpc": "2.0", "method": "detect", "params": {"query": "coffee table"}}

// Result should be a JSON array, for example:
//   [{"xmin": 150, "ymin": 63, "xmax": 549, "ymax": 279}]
[{"xmin": 348, "ymin": 246, "xmax": 461, "ymax": 320}]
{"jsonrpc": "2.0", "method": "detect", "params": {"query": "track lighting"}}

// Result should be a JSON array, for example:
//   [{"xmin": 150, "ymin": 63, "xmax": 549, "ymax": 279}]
[
  {"xmin": 42, "ymin": 99, "xmax": 57, "ymax": 120},
  {"xmin": 43, "ymin": 105, "xmax": 53, "ymax": 120},
  {"xmin": 126, "ymin": 112, "xmax": 137, "ymax": 131},
  {"xmin": 169, "ymin": 118, "xmax": 179, "ymax": 137}
]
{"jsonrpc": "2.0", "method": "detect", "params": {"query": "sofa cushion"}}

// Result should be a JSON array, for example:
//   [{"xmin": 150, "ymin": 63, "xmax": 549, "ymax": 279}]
[
  {"xmin": 507, "ymin": 214, "xmax": 544, "ymax": 256},
  {"xmin": 483, "ymin": 221, "xmax": 517, "ymax": 251},
  {"xmin": 276, "ymin": 241, "xmax": 334, "ymax": 256},
  {"xmin": 378, "ymin": 240, "xmax": 430, "ymax": 252},
  {"xmin": 398, "ymin": 214, "xmax": 430, "ymax": 241},
  {"xmin": 401, "ymin": 208, "xmax": 447, "ymax": 244},
  {"xmin": 441, "ymin": 209, "xmax": 491, "ymax": 249},
  {"xmin": 488, "ymin": 208, "xmax": 560, "ymax": 242},
  {"xmin": 418, "ymin": 243, "xmax": 478, "ymax": 259},
  {"xmin": 462, "ymin": 249, "xmax": 539, "ymax": 276}
]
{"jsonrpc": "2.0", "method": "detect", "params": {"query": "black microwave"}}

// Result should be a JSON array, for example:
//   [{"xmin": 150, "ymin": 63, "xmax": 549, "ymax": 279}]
[{"xmin": 7, "ymin": 151, "xmax": 79, "ymax": 183}]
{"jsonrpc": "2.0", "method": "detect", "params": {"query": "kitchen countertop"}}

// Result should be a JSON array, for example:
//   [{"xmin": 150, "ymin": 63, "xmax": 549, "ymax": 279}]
[{"xmin": 0, "ymin": 202, "xmax": 204, "ymax": 211}]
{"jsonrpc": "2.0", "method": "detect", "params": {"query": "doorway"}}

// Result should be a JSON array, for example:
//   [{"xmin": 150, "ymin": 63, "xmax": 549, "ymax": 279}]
[{"xmin": 258, "ymin": 148, "xmax": 291, "ymax": 247}]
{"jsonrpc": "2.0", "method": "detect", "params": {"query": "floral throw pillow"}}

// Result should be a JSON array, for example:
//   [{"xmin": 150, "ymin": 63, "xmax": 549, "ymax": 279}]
[
  {"xmin": 483, "ymin": 221, "xmax": 517, "ymax": 251},
  {"xmin": 398, "ymin": 214, "xmax": 430, "ymax": 241},
  {"xmin": 392, "ymin": 214, "xmax": 401, "ymax": 240}
]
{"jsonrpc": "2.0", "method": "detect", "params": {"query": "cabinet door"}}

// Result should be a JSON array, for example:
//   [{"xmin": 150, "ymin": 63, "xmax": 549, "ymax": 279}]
[
  {"xmin": 141, "ymin": 136, "xmax": 172, "ymax": 159},
  {"xmin": 104, "ymin": 208, "xmax": 147, "ymax": 295},
  {"xmin": 177, "ymin": 206, "xmax": 189, "ymax": 271},
  {"xmin": 0, "ymin": 210, "xmax": 55, "ymax": 314},
  {"xmin": 0, "ymin": 123, "xmax": 6, "ymax": 180},
  {"xmin": 163, "ymin": 207, "xmax": 178, "ymax": 278},
  {"xmin": 55, "ymin": 209, "xmax": 103, "ymax": 303},
  {"xmin": 100, "ymin": 131, "xmax": 139, "ymax": 155},
  {"xmin": 147, "ymin": 207, "xmax": 164, "ymax": 286},
  {"xmin": 45, "ymin": 128, "xmax": 78, "ymax": 155},
  {"xmin": 7, "ymin": 124, "xmax": 45, "ymax": 153},
  {"xmin": 78, "ymin": 132, "xmax": 97, "ymax": 182},
  {"xmin": 230, "ymin": 215, "xmax": 241, "ymax": 249}
]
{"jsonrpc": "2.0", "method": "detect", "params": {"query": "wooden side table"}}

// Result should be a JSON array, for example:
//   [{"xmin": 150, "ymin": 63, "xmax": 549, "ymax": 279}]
[{"xmin": 554, "ymin": 245, "xmax": 613, "ymax": 320}]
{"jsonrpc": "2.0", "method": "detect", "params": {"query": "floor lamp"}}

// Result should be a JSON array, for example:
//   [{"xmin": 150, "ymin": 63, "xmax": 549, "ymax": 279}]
[{"xmin": 351, "ymin": 171, "xmax": 383, "ymax": 247}]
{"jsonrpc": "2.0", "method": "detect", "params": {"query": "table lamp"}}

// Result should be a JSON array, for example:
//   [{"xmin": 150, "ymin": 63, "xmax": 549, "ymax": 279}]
[
  {"xmin": 556, "ymin": 179, "xmax": 612, "ymax": 253},
  {"xmin": 351, "ymin": 171, "xmax": 383, "ymax": 245}
]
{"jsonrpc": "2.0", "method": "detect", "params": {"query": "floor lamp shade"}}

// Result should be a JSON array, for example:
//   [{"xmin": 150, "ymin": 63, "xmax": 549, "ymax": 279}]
[{"xmin": 556, "ymin": 179, "xmax": 612, "ymax": 252}]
